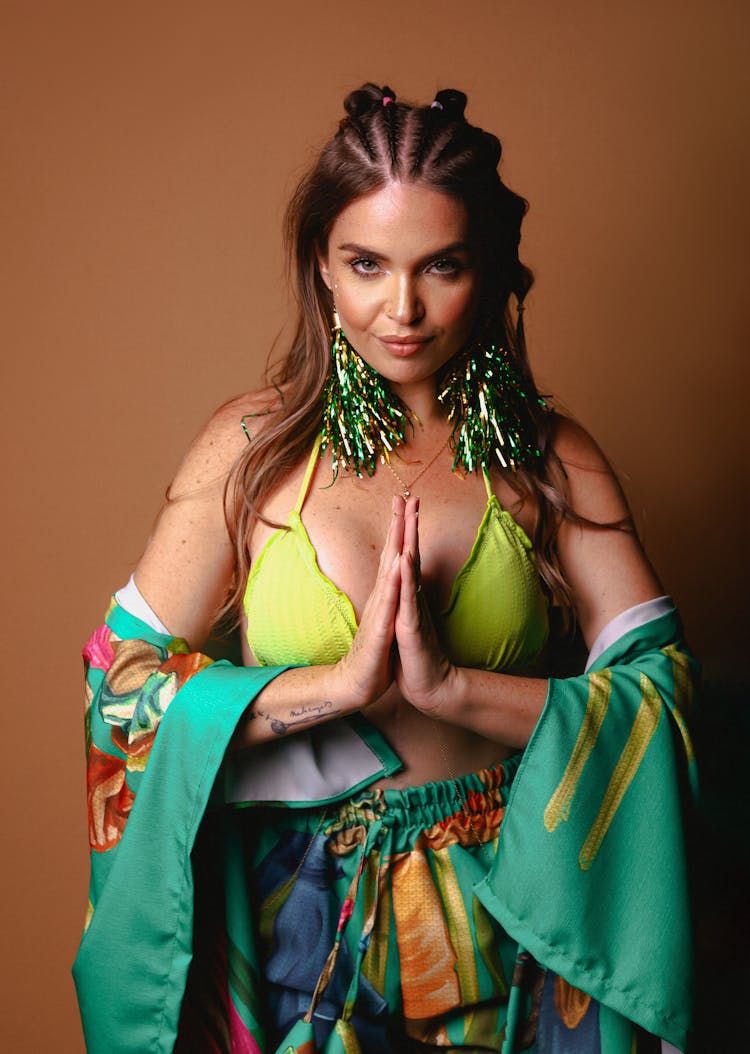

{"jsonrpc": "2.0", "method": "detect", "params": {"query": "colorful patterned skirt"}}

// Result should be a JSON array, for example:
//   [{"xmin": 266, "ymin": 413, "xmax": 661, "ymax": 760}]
[{"xmin": 240, "ymin": 759, "xmax": 658, "ymax": 1053}]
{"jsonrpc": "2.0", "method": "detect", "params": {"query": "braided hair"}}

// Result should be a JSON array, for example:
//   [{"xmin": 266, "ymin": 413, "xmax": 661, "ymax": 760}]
[
  {"xmin": 224, "ymin": 85, "xmax": 575, "ymax": 623},
  {"xmin": 294, "ymin": 83, "xmax": 533, "ymax": 322}
]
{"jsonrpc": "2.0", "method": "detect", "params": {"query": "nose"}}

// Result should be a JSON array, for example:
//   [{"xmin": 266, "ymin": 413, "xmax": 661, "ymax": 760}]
[{"xmin": 385, "ymin": 274, "xmax": 424, "ymax": 326}]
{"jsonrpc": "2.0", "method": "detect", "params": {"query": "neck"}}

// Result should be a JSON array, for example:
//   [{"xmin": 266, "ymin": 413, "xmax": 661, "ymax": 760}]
[{"xmin": 391, "ymin": 380, "xmax": 446, "ymax": 432}]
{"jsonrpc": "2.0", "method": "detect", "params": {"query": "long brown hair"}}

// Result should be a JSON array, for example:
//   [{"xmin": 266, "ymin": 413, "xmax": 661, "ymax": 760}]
[{"xmin": 224, "ymin": 83, "xmax": 576, "ymax": 621}]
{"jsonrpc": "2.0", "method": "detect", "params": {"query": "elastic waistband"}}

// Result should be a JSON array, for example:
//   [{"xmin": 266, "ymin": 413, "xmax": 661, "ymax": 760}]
[
  {"xmin": 385, "ymin": 755, "xmax": 520, "ymax": 809},
  {"xmin": 333, "ymin": 754, "xmax": 522, "ymax": 832}
]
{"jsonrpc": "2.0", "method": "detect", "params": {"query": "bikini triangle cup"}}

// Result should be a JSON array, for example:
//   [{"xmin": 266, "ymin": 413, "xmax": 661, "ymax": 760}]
[{"xmin": 243, "ymin": 438, "xmax": 549, "ymax": 673}]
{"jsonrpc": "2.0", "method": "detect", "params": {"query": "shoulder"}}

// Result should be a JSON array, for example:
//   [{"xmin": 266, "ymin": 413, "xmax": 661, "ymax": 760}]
[
  {"xmin": 549, "ymin": 413, "xmax": 631, "ymax": 525},
  {"xmin": 169, "ymin": 386, "xmax": 286, "ymax": 498},
  {"xmin": 546, "ymin": 414, "xmax": 662, "ymax": 642},
  {"xmin": 133, "ymin": 387, "xmax": 286, "ymax": 644},
  {"xmin": 549, "ymin": 413, "xmax": 611, "ymax": 472}
]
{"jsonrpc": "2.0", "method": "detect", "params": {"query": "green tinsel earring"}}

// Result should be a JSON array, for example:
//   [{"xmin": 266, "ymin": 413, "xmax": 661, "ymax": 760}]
[
  {"xmin": 320, "ymin": 309, "xmax": 411, "ymax": 479},
  {"xmin": 437, "ymin": 342, "xmax": 546, "ymax": 474}
]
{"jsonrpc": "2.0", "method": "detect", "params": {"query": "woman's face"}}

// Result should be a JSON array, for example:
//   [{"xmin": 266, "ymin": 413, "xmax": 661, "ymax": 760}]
[{"xmin": 317, "ymin": 181, "xmax": 481, "ymax": 393}]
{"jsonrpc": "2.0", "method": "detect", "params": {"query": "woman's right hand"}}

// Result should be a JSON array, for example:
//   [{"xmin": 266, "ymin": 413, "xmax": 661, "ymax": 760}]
[
  {"xmin": 228, "ymin": 480, "xmax": 407, "ymax": 750},
  {"xmin": 332, "ymin": 495, "xmax": 404, "ymax": 709}
]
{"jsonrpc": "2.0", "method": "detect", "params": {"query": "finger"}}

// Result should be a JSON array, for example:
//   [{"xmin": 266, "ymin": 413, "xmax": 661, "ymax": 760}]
[
  {"xmin": 364, "ymin": 521, "xmax": 402, "ymax": 632},
  {"xmin": 398, "ymin": 549, "xmax": 420, "ymax": 629},
  {"xmin": 403, "ymin": 496, "xmax": 421, "ymax": 592},
  {"xmin": 379, "ymin": 495, "xmax": 405, "ymax": 572},
  {"xmin": 352, "ymin": 564, "xmax": 400, "ymax": 670},
  {"xmin": 403, "ymin": 494, "xmax": 419, "ymax": 558},
  {"xmin": 401, "ymin": 497, "xmax": 420, "ymax": 592}
]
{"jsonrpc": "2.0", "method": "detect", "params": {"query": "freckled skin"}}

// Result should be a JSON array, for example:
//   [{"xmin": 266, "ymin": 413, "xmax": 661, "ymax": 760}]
[
  {"xmin": 135, "ymin": 180, "xmax": 663, "ymax": 788},
  {"xmin": 317, "ymin": 182, "xmax": 481, "ymax": 408}
]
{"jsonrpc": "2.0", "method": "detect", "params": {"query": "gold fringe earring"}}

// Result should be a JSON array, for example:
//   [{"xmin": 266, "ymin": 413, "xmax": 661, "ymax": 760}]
[
  {"xmin": 438, "ymin": 340, "xmax": 546, "ymax": 474},
  {"xmin": 320, "ymin": 309, "xmax": 411, "ymax": 478}
]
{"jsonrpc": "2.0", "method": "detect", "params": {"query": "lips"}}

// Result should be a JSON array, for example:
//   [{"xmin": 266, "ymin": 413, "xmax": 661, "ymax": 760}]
[{"xmin": 377, "ymin": 335, "xmax": 434, "ymax": 357}]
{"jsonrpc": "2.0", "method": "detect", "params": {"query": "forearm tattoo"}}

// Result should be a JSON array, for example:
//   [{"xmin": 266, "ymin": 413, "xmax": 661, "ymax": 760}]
[{"xmin": 253, "ymin": 700, "xmax": 340, "ymax": 736}]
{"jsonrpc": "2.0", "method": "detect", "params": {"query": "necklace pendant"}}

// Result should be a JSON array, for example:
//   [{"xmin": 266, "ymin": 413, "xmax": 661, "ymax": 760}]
[{"xmin": 403, "ymin": 488, "xmax": 411, "ymax": 499}]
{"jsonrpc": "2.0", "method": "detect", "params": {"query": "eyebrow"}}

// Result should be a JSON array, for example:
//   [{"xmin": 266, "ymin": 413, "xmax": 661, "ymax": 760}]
[{"xmin": 336, "ymin": 240, "xmax": 472, "ymax": 261}]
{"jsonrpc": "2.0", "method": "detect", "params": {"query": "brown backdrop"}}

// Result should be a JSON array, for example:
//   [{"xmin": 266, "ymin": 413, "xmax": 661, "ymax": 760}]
[{"xmin": 2, "ymin": 1, "xmax": 747, "ymax": 1049}]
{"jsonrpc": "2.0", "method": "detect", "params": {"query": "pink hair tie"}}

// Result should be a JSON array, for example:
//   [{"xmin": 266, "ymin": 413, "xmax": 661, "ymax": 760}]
[
  {"xmin": 382, "ymin": 96, "xmax": 395, "ymax": 106},
  {"xmin": 430, "ymin": 100, "xmax": 443, "ymax": 110}
]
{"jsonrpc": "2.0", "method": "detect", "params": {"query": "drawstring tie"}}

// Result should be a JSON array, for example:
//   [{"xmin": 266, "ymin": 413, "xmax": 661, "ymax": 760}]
[{"xmin": 303, "ymin": 815, "xmax": 386, "ymax": 1029}]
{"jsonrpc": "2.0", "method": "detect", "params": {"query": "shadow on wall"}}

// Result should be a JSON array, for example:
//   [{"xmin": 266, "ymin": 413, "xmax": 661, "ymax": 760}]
[{"xmin": 691, "ymin": 677, "xmax": 749, "ymax": 1050}]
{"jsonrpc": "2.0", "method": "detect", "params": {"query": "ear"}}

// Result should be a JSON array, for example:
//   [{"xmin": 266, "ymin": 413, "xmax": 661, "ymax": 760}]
[{"xmin": 316, "ymin": 248, "xmax": 332, "ymax": 291}]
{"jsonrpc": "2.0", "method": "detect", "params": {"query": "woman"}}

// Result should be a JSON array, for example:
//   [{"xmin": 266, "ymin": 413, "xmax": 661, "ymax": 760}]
[{"xmin": 75, "ymin": 85, "xmax": 697, "ymax": 1054}]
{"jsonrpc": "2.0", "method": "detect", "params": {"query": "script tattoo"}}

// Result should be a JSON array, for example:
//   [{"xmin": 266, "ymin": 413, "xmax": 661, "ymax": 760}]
[{"xmin": 264, "ymin": 700, "xmax": 338, "ymax": 736}]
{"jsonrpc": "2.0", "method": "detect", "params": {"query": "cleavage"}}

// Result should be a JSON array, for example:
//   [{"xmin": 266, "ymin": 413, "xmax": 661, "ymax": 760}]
[{"xmin": 293, "ymin": 494, "xmax": 495, "ymax": 624}]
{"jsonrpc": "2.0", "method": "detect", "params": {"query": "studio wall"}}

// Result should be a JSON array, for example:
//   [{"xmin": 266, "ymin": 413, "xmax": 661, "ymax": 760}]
[{"xmin": 2, "ymin": 1, "xmax": 747, "ymax": 1049}]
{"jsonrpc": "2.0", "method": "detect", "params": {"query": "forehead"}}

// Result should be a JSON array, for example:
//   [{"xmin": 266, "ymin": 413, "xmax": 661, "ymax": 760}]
[{"xmin": 329, "ymin": 181, "xmax": 470, "ymax": 253}]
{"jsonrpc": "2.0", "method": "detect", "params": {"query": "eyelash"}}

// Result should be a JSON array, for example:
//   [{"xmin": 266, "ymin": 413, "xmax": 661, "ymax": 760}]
[
  {"xmin": 430, "ymin": 257, "xmax": 463, "ymax": 276},
  {"xmin": 349, "ymin": 258, "xmax": 380, "ymax": 277},
  {"xmin": 348, "ymin": 257, "xmax": 464, "ymax": 278}
]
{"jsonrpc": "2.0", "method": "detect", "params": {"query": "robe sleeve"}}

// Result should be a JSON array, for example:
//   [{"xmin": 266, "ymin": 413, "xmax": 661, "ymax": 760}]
[
  {"xmin": 73, "ymin": 600, "xmax": 289, "ymax": 1053},
  {"xmin": 73, "ymin": 598, "xmax": 403, "ymax": 1053},
  {"xmin": 475, "ymin": 606, "xmax": 698, "ymax": 1051}
]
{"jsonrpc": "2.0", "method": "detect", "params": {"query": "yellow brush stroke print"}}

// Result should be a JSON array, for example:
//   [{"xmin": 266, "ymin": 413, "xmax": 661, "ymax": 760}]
[
  {"xmin": 578, "ymin": 673, "xmax": 661, "ymax": 870},
  {"xmin": 332, "ymin": 1019, "xmax": 363, "ymax": 1053},
  {"xmin": 544, "ymin": 669, "xmax": 612, "ymax": 832},
  {"xmin": 473, "ymin": 895, "xmax": 508, "ymax": 997},
  {"xmin": 361, "ymin": 854, "xmax": 391, "ymax": 998},
  {"xmin": 431, "ymin": 849, "xmax": 480, "ymax": 1005},
  {"xmin": 662, "ymin": 644, "xmax": 696, "ymax": 763}
]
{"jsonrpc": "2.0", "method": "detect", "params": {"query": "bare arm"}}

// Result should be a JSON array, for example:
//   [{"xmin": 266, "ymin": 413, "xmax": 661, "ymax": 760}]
[
  {"xmin": 551, "ymin": 416, "xmax": 662, "ymax": 645},
  {"xmin": 395, "ymin": 416, "xmax": 664, "ymax": 748},
  {"xmin": 132, "ymin": 397, "xmax": 406, "ymax": 748},
  {"xmin": 133, "ymin": 398, "xmax": 246, "ymax": 648},
  {"xmin": 231, "ymin": 498, "xmax": 404, "ymax": 748}
]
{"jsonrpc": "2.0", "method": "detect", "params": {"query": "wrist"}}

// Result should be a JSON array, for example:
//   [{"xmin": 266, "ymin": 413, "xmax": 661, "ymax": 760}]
[
  {"xmin": 325, "ymin": 660, "xmax": 368, "ymax": 713},
  {"xmin": 435, "ymin": 662, "xmax": 468, "ymax": 721},
  {"xmin": 255, "ymin": 664, "xmax": 359, "ymax": 715},
  {"xmin": 233, "ymin": 664, "xmax": 362, "ymax": 749},
  {"xmin": 410, "ymin": 661, "xmax": 465, "ymax": 720}
]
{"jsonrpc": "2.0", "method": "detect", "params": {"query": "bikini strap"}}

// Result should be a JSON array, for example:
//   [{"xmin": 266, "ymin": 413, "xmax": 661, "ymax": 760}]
[
  {"xmin": 481, "ymin": 465, "xmax": 495, "ymax": 500},
  {"xmin": 294, "ymin": 434, "xmax": 324, "ymax": 515}
]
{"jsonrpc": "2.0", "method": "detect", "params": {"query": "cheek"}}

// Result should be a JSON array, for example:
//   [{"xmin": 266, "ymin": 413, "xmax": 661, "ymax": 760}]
[
  {"xmin": 437, "ymin": 285, "xmax": 480, "ymax": 331},
  {"xmin": 336, "ymin": 280, "xmax": 380, "ymax": 328}
]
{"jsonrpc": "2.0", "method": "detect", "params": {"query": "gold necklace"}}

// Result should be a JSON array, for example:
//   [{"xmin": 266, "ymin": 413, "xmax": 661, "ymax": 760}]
[{"xmin": 383, "ymin": 438, "xmax": 449, "ymax": 499}]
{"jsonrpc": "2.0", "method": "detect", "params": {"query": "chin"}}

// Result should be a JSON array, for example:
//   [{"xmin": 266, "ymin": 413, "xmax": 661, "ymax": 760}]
[
  {"xmin": 382, "ymin": 361, "xmax": 443, "ymax": 389},
  {"xmin": 364, "ymin": 347, "xmax": 460, "ymax": 389}
]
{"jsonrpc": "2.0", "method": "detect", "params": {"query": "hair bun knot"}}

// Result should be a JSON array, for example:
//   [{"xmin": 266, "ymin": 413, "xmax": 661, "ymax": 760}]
[
  {"xmin": 344, "ymin": 83, "xmax": 397, "ymax": 118},
  {"xmin": 432, "ymin": 89, "xmax": 467, "ymax": 119},
  {"xmin": 482, "ymin": 131, "xmax": 502, "ymax": 168}
]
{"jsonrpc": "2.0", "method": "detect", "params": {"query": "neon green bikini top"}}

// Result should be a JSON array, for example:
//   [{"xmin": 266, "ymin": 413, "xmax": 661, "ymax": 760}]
[{"xmin": 244, "ymin": 438, "xmax": 549, "ymax": 672}]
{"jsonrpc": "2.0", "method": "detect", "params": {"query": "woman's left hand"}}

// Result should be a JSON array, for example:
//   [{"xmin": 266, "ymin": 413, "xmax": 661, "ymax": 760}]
[{"xmin": 394, "ymin": 496, "xmax": 457, "ymax": 714}]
